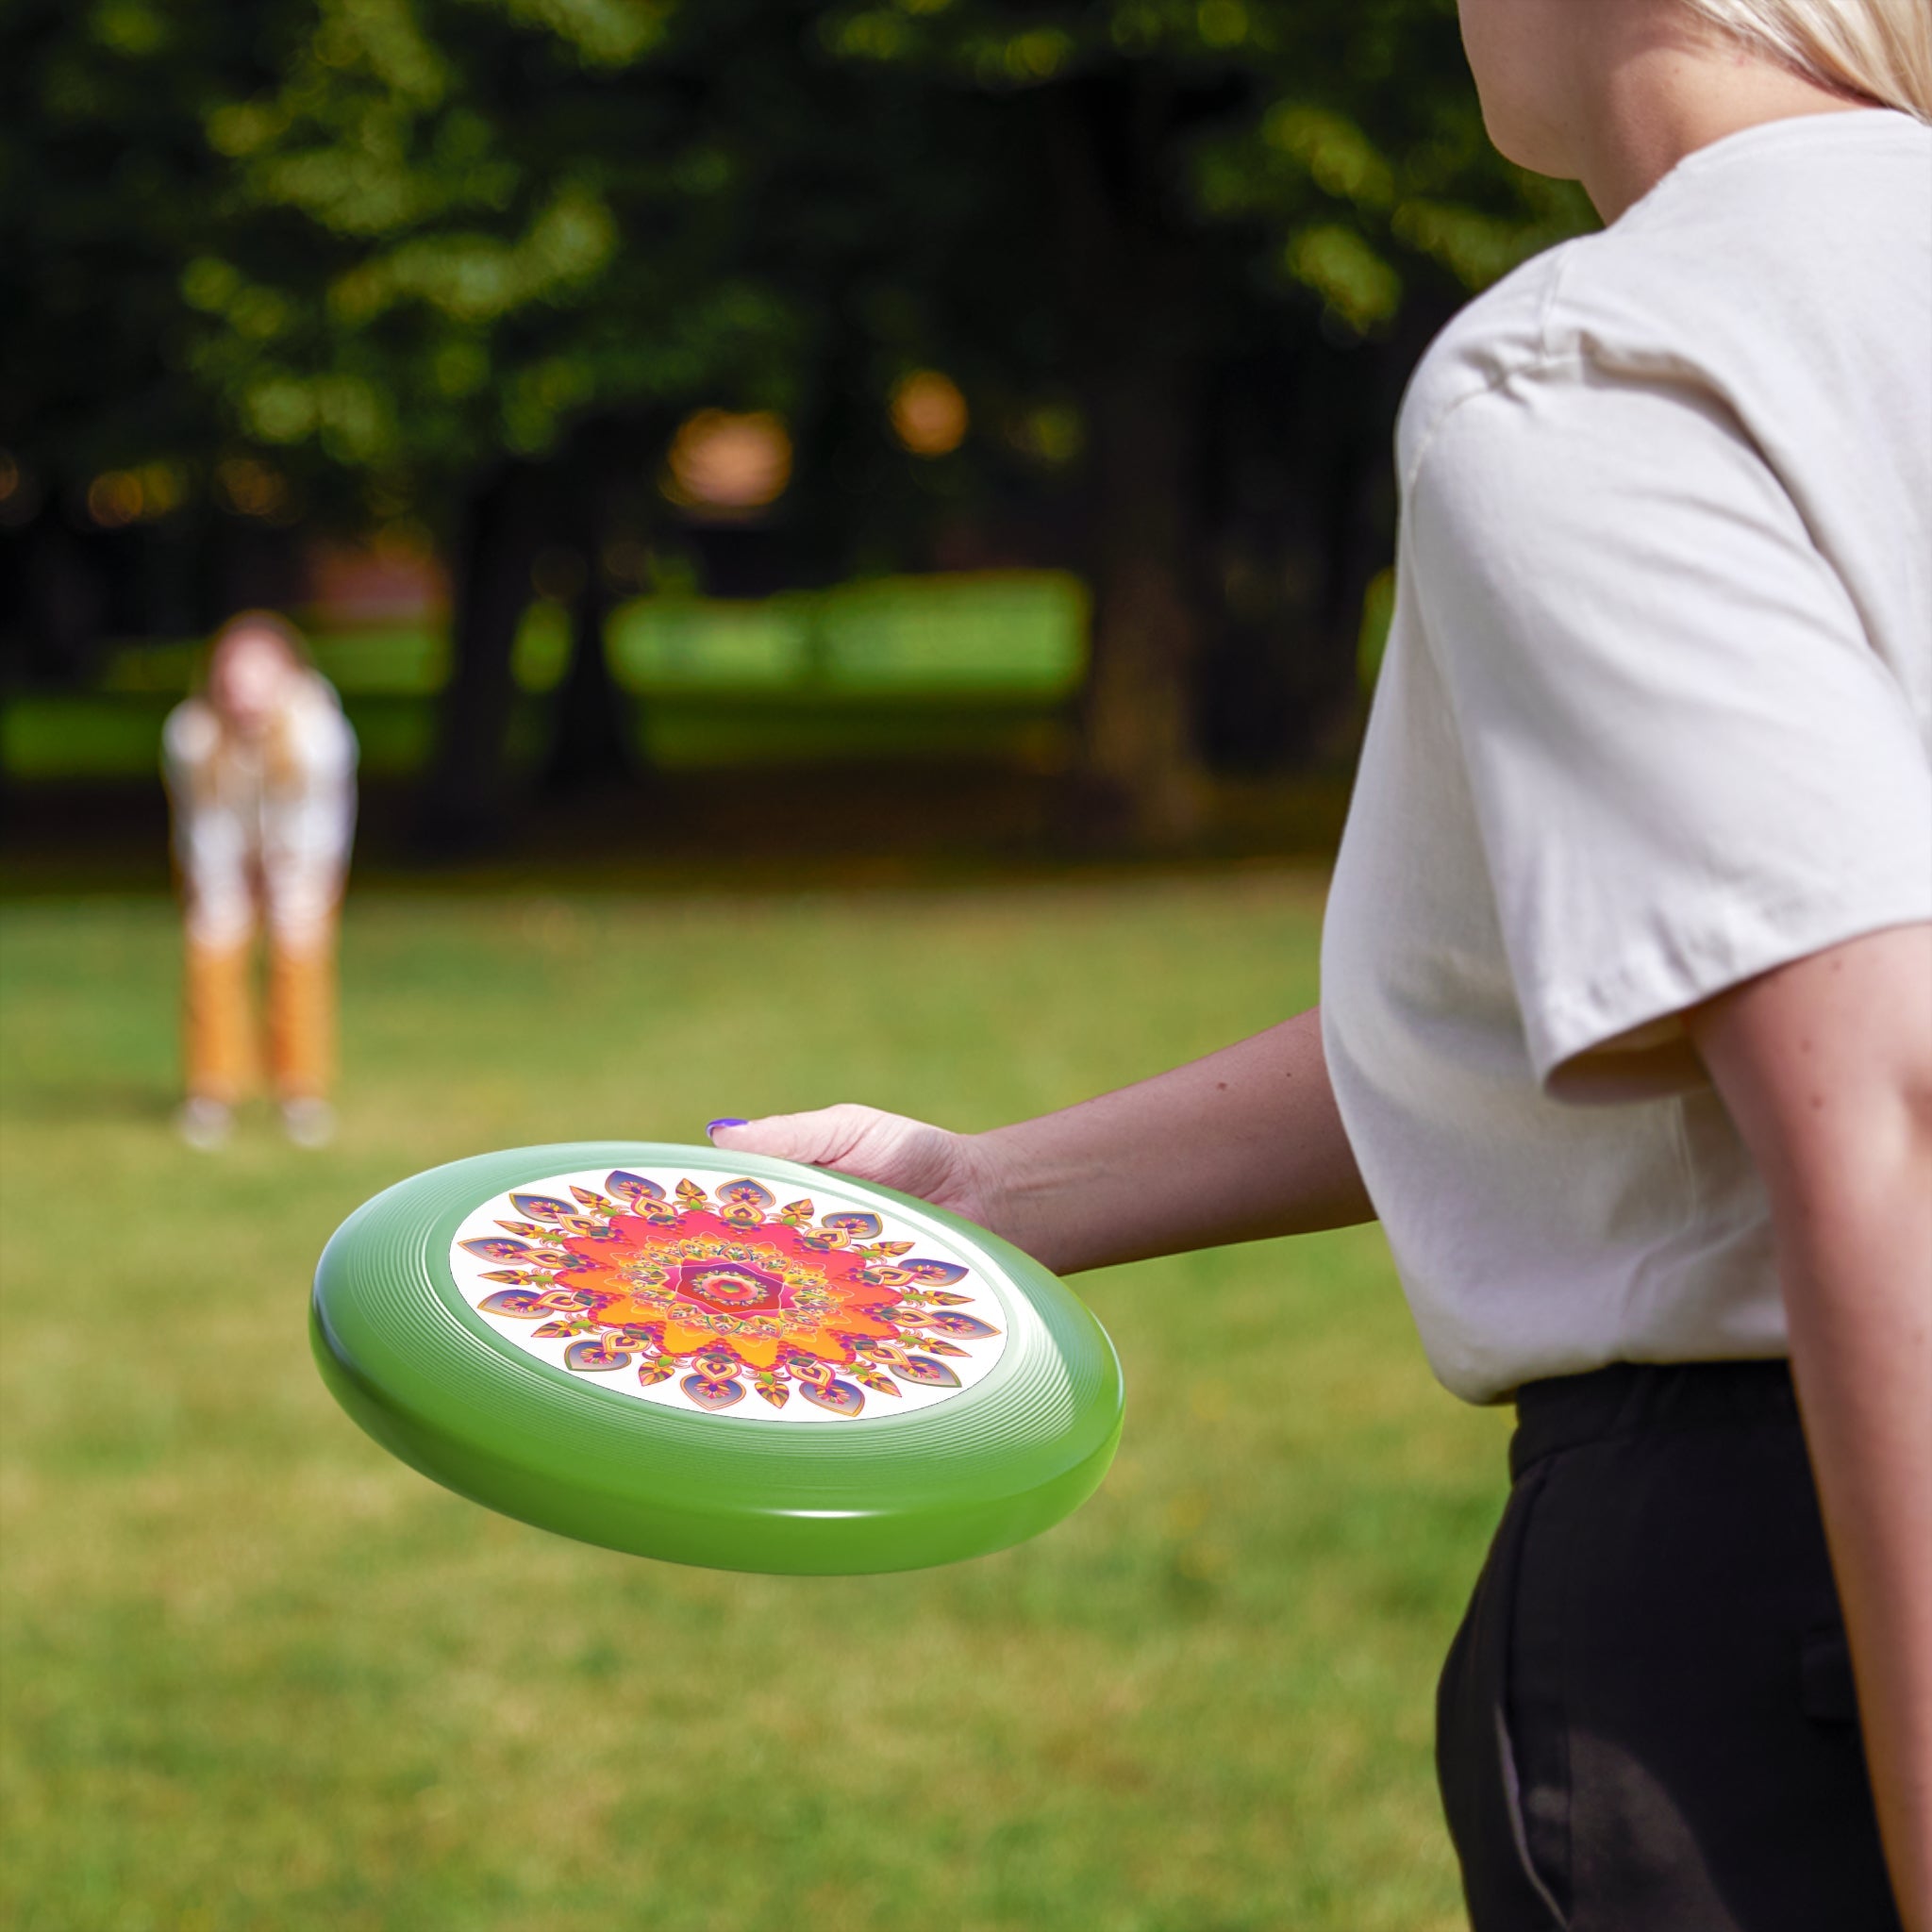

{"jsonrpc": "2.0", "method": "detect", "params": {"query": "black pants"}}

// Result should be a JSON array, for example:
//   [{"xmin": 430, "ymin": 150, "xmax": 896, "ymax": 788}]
[{"xmin": 1436, "ymin": 1360, "xmax": 1900, "ymax": 1932}]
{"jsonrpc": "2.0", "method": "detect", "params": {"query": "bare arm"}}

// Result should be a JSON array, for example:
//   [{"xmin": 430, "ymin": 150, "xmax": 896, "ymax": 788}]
[
  {"xmin": 710, "ymin": 1005, "xmax": 1374, "ymax": 1275},
  {"xmin": 1688, "ymin": 924, "xmax": 1932, "ymax": 1932}
]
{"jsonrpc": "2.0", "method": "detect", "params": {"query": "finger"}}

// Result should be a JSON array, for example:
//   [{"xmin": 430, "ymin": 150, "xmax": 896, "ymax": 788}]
[{"xmin": 708, "ymin": 1108, "xmax": 864, "ymax": 1168}]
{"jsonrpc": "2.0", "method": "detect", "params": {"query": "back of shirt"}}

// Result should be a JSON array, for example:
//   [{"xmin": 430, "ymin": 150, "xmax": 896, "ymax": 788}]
[{"xmin": 1322, "ymin": 110, "xmax": 1932, "ymax": 1405}]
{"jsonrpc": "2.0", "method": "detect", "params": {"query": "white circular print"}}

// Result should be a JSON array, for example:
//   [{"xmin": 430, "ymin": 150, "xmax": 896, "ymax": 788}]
[{"xmin": 450, "ymin": 1166, "xmax": 1008, "ymax": 1424}]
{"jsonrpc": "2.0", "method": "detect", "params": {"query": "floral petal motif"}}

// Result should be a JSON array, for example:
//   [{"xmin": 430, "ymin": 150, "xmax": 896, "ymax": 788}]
[
  {"xmin": 800, "ymin": 1376, "xmax": 866, "ymax": 1417},
  {"xmin": 924, "ymin": 1311, "xmax": 999, "ymax": 1341},
  {"xmin": 637, "ymin": 1357, "xmax": 676, "ymax": 1389},
  {"xmin": 508, "ymin": 1194, "xmax": 575, "ymax": 1222},
  {"xmin": 717, "ymin": 1178, "xmax": 775, "ymax": 1210},
  {"xmin": 675, "ymin": 1178, "xmax": 709, "ymax": 1208},
  {"xmin": 461, "ymin": 1237, "xmax": 534, "ymax": 1262},
  {"xmin": 681, "ymin": 1373, "xmax": 746, "ymax": 1410},
  {"xmin": 564, "ymin": 1340, "xmax": 634, "ymax": 1373},
  {"xmin": 606, "ymin": 1172, "xmax": 665, "ymax": 1206},
  {"xmin": 822, "ymin": 1211, "xmax": 882, "ymax": 1241},
  {"xmin": 753, "ymin": 1378, "xmax": 791, "ymax": 1408},
  {"xmin": 902, "ymin": 1259, "xmax": 969, "ymax": 1287},
  {"xmin": 477, "ymin": 1289, "xmax": 547, "ymax": 1317},
  {"xmin": 894, "ymin": 1354, "xmax": 961, "ymax": 1389},
  {"xmin": 856, "ymin": 1371, "xmax": 902, "ymax": 1397}
]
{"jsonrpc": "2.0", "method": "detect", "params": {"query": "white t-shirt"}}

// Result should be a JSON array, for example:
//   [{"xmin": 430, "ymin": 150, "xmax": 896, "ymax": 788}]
[
  {"xmin": 1321, "ymin": 109, "xmax": 1932, "ymax": 1405},
  {"xmin": 163, "ymin": 672, "xmax": 358, "ymax": 950}
]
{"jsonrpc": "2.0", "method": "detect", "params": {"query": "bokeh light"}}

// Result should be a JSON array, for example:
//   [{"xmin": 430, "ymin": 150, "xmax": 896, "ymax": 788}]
[
  {"xmin": 85, "ymin": 471, "xmax": 146, "ymax": 528},
  {"xmin": 662, "ymin": 409, "xmax": 792, "ymax": 514},
  {"xmin": 213, "ymin": 456, "xmax": 291, "ymax": 521},
  {"xmin": 890, "ymin": 371, "xmax": 969, "ymax": 458},
  {"xmin": 87, "ymin": 462, "xmax": 187, "ymax": 526},
  {"xmin": 1008, "ymin": 401, "xmax": 1085, "ymax": 468}
]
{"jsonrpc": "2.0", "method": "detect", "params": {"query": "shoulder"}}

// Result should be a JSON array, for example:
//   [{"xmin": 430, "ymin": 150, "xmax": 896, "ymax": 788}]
[
  {"xmin": 1398, "ymin": 110, "xmax": 1932, "ymax": 491},
  {"xmin": 284, "ymin": 674, "xmax": 358, "ymax": 768},
  {"xmin": 162, "ymin": 698, "xmax": 220, "ymax": 767},
  {"xmin": 1395, "ymin": 242, "xmax": 1581, "ymax": 485}
]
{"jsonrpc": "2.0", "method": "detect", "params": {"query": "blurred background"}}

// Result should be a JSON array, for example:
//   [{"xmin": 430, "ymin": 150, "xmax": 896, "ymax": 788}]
[{"xmin": 2, "ymin": 3, "xmax": 1590, "ymax": 1926}]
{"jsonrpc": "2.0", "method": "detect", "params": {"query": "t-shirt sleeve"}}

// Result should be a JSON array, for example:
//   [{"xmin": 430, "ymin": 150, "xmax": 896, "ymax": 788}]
[{"xmin": 1407, "ymin": 363, "xmax": 1932, "ymax": 1099}]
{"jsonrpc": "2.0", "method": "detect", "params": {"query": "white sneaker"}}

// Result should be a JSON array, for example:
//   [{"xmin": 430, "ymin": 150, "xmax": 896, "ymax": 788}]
[
  {"xmin": 175, "ymin": 1096, "xmax": 233, "ymax": 1151},
  {"xmin": 280, "ymin": 1097, "xmax": 337, "ymax": 1149}
]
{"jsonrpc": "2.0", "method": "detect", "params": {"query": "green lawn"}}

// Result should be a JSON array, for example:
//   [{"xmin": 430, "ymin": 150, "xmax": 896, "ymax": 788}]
[{"xmin": 0, "ymin": 875, "xmax": 1505, "ymax": 1932}]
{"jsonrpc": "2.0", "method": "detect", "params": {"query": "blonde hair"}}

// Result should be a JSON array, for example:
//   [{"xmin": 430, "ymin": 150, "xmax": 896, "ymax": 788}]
[
  {"xmin": 199, "ymin": 610, "xmax": 318, "ymax": 794},
  {"xmin": 1682, "ymin": 0, "xmax": 1932, "ymax": 120},
  {"xmin": 207, "ymin": 608, "xmax": 312, "ymax": 681}
]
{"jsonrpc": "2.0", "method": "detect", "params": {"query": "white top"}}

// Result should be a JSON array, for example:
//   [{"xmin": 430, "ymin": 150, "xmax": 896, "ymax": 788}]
[
  {"xmin": 1322, "ymin": 109, "xmax": 1932, "ymax": 1405},
  {"xmin": 163, "ymin": 671, "xmax": 358, "ymax": 949}
]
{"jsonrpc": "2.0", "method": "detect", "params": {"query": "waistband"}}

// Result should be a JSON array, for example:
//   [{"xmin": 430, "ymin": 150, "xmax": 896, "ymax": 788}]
[{"xmin": 1509, "ymin": 1358, "xmax": 1797, "ymax": 1482}]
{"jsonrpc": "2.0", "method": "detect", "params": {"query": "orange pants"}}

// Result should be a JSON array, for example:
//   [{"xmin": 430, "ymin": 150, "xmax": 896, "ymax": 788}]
[{"xmin": 184, "ymin": 922, "xmax": 337, "ymax": 1105}]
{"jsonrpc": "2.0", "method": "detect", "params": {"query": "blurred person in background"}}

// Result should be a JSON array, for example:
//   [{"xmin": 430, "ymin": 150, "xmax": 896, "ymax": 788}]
[
  {"xmin": 163, "ymin": 611, "xmax": 358, "ymax": 1151},
  {"xmin": 710, "ymin": 0, "xmax": 1932, "ymax": 1926}
]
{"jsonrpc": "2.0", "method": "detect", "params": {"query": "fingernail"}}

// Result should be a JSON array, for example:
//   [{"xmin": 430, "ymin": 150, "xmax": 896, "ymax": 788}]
[{"xmin": 706, "ymin": 1118, "xmax": 748, "ymax": 1139}]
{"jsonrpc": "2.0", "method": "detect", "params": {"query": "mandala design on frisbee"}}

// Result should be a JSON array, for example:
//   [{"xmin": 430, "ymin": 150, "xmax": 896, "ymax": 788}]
[{"xmin": 449, "ymin": 1169, "xmax": 1006, "ymax": 1423}]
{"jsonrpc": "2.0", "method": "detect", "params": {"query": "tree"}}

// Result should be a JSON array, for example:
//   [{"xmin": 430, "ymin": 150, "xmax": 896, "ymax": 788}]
[
  {"xmin": 160, "ymin": 0, "xmax": 891, "ymax": 845},
  {"xmin": 5, "ymin": 0, "xmax": 1592, "ymax": 845},
  {"xmin": 808, "ymin": 0, "xmax": 1592, "ymax": 837},
  {"xmin": 0, "ymin": 0, "xmax": 327, "ymax": 679}
]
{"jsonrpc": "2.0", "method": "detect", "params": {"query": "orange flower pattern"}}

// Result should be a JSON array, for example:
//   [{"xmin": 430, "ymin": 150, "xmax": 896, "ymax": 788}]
[{"xmin": 455, "ymin": 1170, "xmax": 1003, "ymax": 1419}]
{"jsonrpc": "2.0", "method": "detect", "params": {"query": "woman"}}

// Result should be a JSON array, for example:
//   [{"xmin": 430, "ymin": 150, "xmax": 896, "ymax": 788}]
[
  {"xmin": 708, "ymin": 2, "xmax": 1931, "ymax": 1925},
  {"xmin": 163, "ymin": 611, "xmax": 358, "ymax": 1150}
]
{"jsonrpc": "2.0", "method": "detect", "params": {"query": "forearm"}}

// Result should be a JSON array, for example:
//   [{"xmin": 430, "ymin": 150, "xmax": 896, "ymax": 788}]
[
  {"xmin": 969, "ymin": 1005, "xmax": 1374, "ymax": 1274},
  {"xmin": 1779, "ymin": 1143, "xmax": 1932, "ymax": 1931},
  {"xmin": 1692, "ymin": 924, "xmax": 1932, "ymax": 1929}
]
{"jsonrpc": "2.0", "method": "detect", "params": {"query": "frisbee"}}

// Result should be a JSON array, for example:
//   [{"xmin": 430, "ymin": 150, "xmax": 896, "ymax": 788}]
[{"xmin": 310, "ymin": 1141, "xmax": 1123, "ymax": 1574}]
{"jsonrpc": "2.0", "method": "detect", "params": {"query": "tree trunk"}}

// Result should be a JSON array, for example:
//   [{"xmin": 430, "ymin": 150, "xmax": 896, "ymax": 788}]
[
  {"xmin": 541, "ymin": 551, "xmax": 633, "ymax": 798},
  {"xmin": 417, "ymin": 460, "xmax": 541, "ymax": 858},
  {"xmin": 541, "ymin": 418, "xmax": 658, "ymax": 800},
  {"xmin": 1045, "ymin": 75, "xmax": 1210, "ymax": 848},
  {"xmin": 1079, "ymin": 360, "xmax": 1205, "ymax": 844},
  {"xmin": 12, "ymin": 508, "xmax": 107, "ymax": 687}
]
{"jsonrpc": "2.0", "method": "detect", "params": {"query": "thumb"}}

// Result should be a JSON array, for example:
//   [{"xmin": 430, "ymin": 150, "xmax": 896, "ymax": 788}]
[
  {"xmin": 707, "ymin": 1106, "xmax": 872, "ymax": 1169},
  {"xmin": 705, "ymin": 1103, "xmax": 966, "ymax": 1204}
]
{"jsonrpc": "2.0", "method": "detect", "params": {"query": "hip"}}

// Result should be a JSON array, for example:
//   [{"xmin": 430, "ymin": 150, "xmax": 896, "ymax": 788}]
[{"xmin": 1436, "ymin": 1359, "xmax": 1897, "ymax": 1932}]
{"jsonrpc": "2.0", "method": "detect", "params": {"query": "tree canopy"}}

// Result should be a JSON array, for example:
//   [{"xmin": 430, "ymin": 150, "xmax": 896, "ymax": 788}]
[{"xmin": 3, "ymin": 0, "xmax": 1593, "ymax": 839}]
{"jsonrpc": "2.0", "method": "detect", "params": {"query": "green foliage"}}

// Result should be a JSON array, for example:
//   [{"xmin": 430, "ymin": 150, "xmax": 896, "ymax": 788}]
[
  {"xmin": 0, "ymin": 878, "xmax": 1509, "ymax": 1929},
  {"xmin": 808, "ymin": 0, "xmax": 1591, "ymax": 326},
  {"xmin": 169, "ymin": 0, "xmax": 810, "ymax": 496},
  {"xmin": 5, "ymin": 0, "xmax": 1593, "ymax": 524}
]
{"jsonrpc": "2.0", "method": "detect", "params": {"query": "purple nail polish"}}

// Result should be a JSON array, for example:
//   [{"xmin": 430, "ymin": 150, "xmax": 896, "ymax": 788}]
[{"xmin": 707, "ymin": 1118, "xmax": 748, "ymax": 1137}]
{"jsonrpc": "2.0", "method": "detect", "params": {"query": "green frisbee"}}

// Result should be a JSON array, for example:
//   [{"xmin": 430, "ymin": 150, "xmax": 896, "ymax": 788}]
[{"xmin": 311, "ymin": 1141, "xmax": 1124, "ymax": 1574}]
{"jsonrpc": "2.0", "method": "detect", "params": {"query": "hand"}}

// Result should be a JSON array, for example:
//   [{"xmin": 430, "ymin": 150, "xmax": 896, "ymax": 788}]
[{"xmin": 708, "ymin": 1105, "xmax": 1007, "ymax": 1231}]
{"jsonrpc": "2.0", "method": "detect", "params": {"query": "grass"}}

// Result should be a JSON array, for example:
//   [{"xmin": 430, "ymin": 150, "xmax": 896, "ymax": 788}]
[{"xmin": 0, "ymin": 874, "xmax": 1507, "ymax": 1931}]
